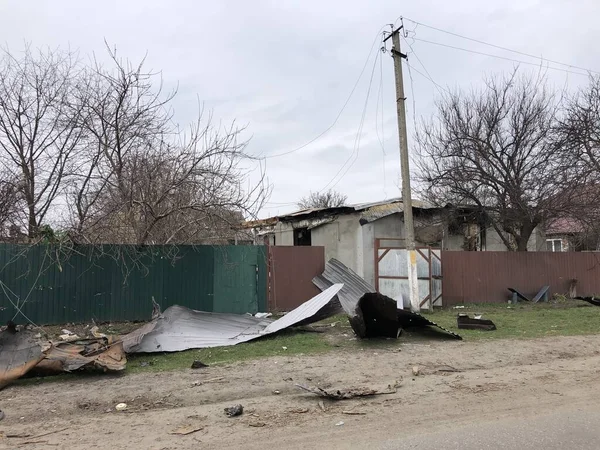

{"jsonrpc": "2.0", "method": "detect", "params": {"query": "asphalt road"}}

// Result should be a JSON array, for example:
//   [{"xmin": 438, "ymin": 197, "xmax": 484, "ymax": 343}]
[{"xmin": 377, "ymin": 406, "xmax": 600, "ymax": 450}]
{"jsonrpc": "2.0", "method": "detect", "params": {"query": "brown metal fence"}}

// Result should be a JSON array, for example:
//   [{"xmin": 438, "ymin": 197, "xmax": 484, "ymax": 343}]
[
  {"xmin": 442, "ymin": 251, "xmax": 600, "ymax": 305},
  {"xmin": 267, "ymin": 246, "xmax": 325, "ymax": 312}
]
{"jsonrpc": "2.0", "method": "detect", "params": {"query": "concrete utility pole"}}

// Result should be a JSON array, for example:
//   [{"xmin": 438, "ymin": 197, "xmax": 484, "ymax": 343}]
[{"xmin": 387, "ymin": 26, "xmax": 420, "ymax": 312}]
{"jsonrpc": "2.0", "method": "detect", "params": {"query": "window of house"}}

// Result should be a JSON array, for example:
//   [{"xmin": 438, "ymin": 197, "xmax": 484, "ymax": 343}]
[
  {"xmin": 546, "ymin": 239, "xmax": 563, "ymax": 252},
  {"xmin": 293, "ymin": 228, "xmax": 311, "ymax": 246}
]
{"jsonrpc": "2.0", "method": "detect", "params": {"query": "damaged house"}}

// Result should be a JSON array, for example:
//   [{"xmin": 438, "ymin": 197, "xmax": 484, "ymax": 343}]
[{"xmin": 245, "ymin": 198, "xmax": 546, "ymax": 289}]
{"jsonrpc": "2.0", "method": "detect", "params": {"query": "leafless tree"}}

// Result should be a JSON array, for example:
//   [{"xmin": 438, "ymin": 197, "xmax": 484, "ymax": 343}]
[
  {"xmin": 298, "ymin": 189, "xmax": 348, "ymax": 210},
  {"xmin": 0, "ymin": 46, "xmax": 85, "ymax": 239},
  {"xmin": 68, "ymin": 45, "xmax": 269, "ymax": 246},
  {"xmin": 556, "ymin": 75, "xmax": 600, "ymax": 174},
  {"xmin": 416, "ymin": 69, "xmax": 576, "ymax": 251},
  {"xmin": 553, "ymin": 75, "xmax": 600, "ymax": 248}
]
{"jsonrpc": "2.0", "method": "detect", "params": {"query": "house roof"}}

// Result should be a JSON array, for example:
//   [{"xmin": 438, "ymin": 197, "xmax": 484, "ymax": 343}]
[
  {"xmin": 546, "ymin": 217, "xmax": 585, "ymax": 235},
  {"xmin": 244, "ymin": 198, "xmax": 436, "ymax": 229}
]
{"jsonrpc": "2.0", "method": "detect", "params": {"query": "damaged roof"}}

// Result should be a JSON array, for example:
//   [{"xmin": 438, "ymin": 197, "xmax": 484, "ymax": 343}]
[{"xmin": 245, "ymin": 198, "xmax": 435, "ymax": 229}]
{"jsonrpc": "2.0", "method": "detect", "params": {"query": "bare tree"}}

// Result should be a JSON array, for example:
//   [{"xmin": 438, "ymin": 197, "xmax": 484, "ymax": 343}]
[
  {"xmin": 551, "ymin": 78, "xmax": 600, "ymax": 249},
  {"xmin": 298, "ymin": 189, "xmax": 347, "ymax": 210},
  {"xmin": 68, "ymin": 46, "xmax": 269, "ymax": 246},
  {"xmin": 556, "ymin": 75, "xmax": 600, "ymax": 174},
  {"xmin": 416, "ymin": 69, "xmax": 575, "ymax": 251},
  {"xmin": 0, "ymin": 46, "xmax": 85, "ymax": 238}
]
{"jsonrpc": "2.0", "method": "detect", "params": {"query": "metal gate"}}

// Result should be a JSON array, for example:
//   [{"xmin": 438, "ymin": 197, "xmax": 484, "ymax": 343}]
[{"xmin": 374, "ymin": 238, "xmax": 442, "ymax": 309}]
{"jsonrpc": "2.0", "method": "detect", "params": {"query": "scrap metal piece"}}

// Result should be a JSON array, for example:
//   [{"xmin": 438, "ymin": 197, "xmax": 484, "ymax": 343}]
[
  {"xmin": 33, "ymin": 338, "xmax": 126, "ymax": 374},
  {"xmin": 295, "ymin": 383, "xmax": 398, "ymax": 400},
  {"xmin": 508, "ymin": 286, "xmax": 550, "ymax": 303},
  {"xmin": 262, "ymin": 283, "xmax": 344, "ymax": 333},
  {"xmin": 122, "ymin": 284, "xmax": 344, "ymax": 353},
  {"xmin": 457, "ymin": 314, "xmax": 497, "ymax": 331},
  {"xmin": 352, "ymin": 292, "xmax": 400, "ymax": 338},
  {"xmin": 0, "ymin": 326, "xmax": 48, "ymax": 389},
  {"xmin": 312, "ymin": 258, "xmax": 374, "ymax": 316},
  {"xmin": 313, "ymin": 260, "xmax": 462, "ymax": 340},
  {"xmin": 574, "ymin": 296, "xmax": 600, "ymax": 307},
  {"xmin": 397, "ymin": 307, "xmax": 462, "ymax": 340}
]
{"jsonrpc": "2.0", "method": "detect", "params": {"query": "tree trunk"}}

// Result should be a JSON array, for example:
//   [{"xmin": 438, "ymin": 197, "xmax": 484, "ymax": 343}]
[{"xmin": 515, "ymin": 222, "xmax": 536, "ymax": 252}]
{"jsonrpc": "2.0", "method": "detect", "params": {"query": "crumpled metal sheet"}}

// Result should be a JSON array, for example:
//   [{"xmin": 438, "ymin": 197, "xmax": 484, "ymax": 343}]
[
  {"xmin": 0, "ymin": 327, "xmax": 49, "ymax": 389},
  {"xmin": 312, "ymin": 258, "xmax": 373, "ymax": 316},
  {"xmin": 263, "ymin": 284, "xmax": 344, "ymax": 334},
  {"xmin": 122, "ymin": 284, "xmax": 344, "ymax": 353},
  {"xmin": 313, "ymin": 259, "xmax": 461, "ymax": 340},
  {"xmin": 34, "ymin": 338, "xmax": 127, "ymax": 374}
]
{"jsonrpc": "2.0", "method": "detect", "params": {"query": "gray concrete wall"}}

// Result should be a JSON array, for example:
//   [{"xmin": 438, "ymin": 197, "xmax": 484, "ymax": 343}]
[
  {"xmin": 272, "ymin": 222, "xmax": 294, "ymax": 246},
  {"xmin": 361, "ymin": 213, "xmax": 405, "ymax": 287},
  {"xmin": 312, "ymin": 214, "xmax": 362, "ymax": 275},
  {"xmin": 485, "ymin": 227, "xmax": 509, "ymax": 251},
  {"xmin": 528, "ymin": 226, "xmax": 547, "ymax": 251},
  {"xmin": 442, "ymin": 233, "xmax": 464, "ymax": 251},
  {"xmin": 484, "ymin": 225, "xmax": 545, "ymax": 251}
]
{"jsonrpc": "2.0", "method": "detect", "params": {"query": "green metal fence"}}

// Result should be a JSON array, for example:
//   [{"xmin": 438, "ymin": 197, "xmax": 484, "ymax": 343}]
[{"xmin": 0, "ymin": 244, "xmax": 267, "ymax": 325}]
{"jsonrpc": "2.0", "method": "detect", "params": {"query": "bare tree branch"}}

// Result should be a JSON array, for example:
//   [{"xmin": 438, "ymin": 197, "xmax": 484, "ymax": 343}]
[{"xmin": 298, "ymin": 189, "xmax": 348, "ymax": 210}]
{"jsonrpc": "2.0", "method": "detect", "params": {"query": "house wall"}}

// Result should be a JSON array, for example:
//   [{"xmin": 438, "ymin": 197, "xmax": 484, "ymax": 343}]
[
  {"xmin": 484, "ymin": 227, "xmax": 509, "ymax": 251},
  {"xmin": 270, "ymin": 222, "xmax": 294, "ymax": 246},
  {"xmin": 442, "ymin": 233, "xmax": 464, "ymax": 251},
  {"xmin": 311, "ymin": 214, "xmax": 362, "ymax": 275},
  {"xmin": 484, "ymin": 226, "xmax": 545, "ymax": 251}
]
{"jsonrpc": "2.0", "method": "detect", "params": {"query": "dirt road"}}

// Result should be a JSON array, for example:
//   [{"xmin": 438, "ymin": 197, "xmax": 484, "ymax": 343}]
[{"xmin": 1, "ymin": 334, "xmax": 600, "ymax": 449}]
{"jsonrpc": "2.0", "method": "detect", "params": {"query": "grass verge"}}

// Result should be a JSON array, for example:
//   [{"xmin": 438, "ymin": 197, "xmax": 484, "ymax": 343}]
[
  {"xmin": 21, "ymin": 299, "xmax": 600, "ymax": 379},
  {"xmin": 126, "ymin": 329, "xmax": 331, "ymax": 374}
]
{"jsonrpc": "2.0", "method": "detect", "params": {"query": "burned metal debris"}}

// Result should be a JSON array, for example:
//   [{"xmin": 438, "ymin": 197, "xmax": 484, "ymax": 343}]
[
  {"xmin": 0, "ymin": 325, "xmax": 125, "ymax": 389},
  {"xmin": 456, "ymin": 314, "xmax": 497, "ymax": 331},
  {"xmin": 296, "ymin": 383, "xmax": 398, "ymax": 400},
  {"xmin": 0, "ymin": 325, "xmax": 49, "ymax": 389},
  {"xmin": 574, "ymin": 296, "xmax": 600, "ymax": 307},
  {"xmin": 33, "ymin": 338, "xmax": 126, "ymax": 375},
  {"xmin": 313, "ymin": 259, "xmax": 462, "ymax": 340}
]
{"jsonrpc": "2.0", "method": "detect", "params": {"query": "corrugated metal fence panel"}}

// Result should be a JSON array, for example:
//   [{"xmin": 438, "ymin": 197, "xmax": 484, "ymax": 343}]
[
  {"xmin": 442, "ymin": 251, "xmax": 600, "ymax": 305},
  {"xmin": 268, "ymin": 246, "xmax": 325, "ymax": 312},
  {"xmin": 0, "ymin": 244, "xmax": 267, "ymax": 325},
  {"xmin": 213, "ymin": 246, "xmax": 266, "ymax": 315}
]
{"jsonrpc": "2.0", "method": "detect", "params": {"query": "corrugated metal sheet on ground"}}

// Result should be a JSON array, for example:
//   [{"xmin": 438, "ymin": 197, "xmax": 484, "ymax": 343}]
[{"xmin": 122, "ymin": 284, "xmax": 344, "ymax": 353}]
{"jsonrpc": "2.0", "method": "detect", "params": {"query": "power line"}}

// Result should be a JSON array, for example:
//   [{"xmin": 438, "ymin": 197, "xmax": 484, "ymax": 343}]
[
  {"xmin": 321, "ymin": 48, "xmax": 381, "ymax": 192},
  {"xmin": 402, "ymin": 16, "xmax": 600, "ymax": 76},
  {"xmin": 406, "ymin": 60, "xmax": 450, "ymax": 94},
  {"xmin": 413, "ymin": 37, "xmax": 591, "ymax": 77},
  {"xmin": 263, "ymin": 26, "xmax": 387, "ymax": 159},
  {"xmin": 402, "ymin": 35, "xmax": 448, "ymax": 96}
]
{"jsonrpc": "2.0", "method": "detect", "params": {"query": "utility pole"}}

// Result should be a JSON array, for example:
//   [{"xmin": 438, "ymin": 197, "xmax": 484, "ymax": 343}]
[{"xmin": 386, "ymin": 25, "xmax": 420, "ymax": 312}]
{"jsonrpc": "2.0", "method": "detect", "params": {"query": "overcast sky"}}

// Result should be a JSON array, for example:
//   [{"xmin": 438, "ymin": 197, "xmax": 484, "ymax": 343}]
[{"xmin": 2, "ymin": 0, "xmax": 599, "ymax": 218}]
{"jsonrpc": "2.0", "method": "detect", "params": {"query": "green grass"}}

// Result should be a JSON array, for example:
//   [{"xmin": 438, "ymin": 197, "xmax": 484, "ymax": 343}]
[
  {"xmin": 423, "ymin": 300, "xmax": 600, "ymax": 340},
  {"xmin": 126, "ymin": 329, "xmax": 331, "ymax": 374},
  {"xmin": 19, "ymin": 300, "xmax": 600, "ymax": 382},
  {"xmin": 125, "ymin": 300, "xmax": 600, "ymax": 372}
]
